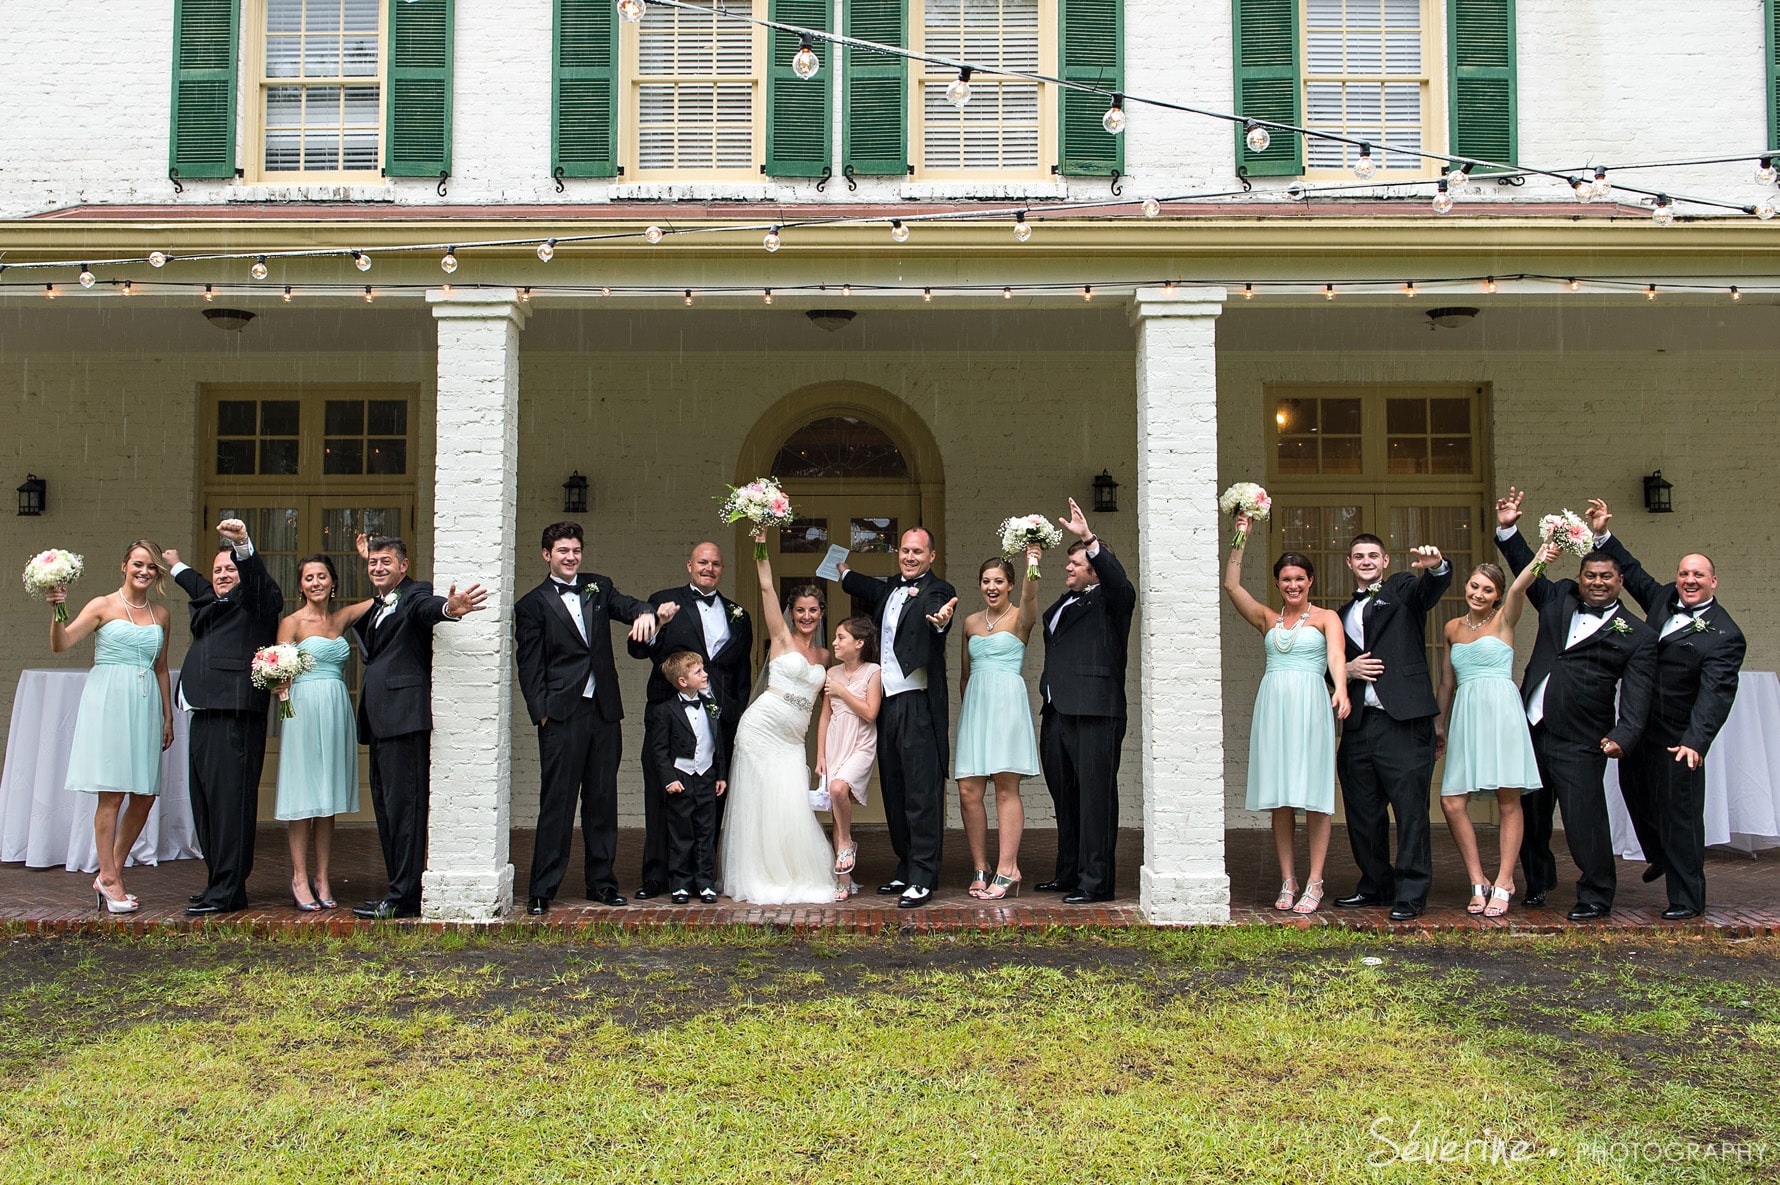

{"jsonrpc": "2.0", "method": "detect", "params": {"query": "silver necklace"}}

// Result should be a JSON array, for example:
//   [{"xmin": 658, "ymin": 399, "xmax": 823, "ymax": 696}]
[
  {"xmin": 1463, "ymin": 608, "xmax": 1497, "ymax": 632},
  {"xmin": 1271, "ymin": 611, "xmax": 1311, "ymax": 652},
  {"xmin": 982, "ymin": 604, "xmax": 1012, "ymax": 633}
]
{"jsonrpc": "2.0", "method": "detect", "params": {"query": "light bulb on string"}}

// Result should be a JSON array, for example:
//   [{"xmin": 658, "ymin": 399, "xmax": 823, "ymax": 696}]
[
  {"xmin": 441, "ymin": 248, "xmax": 459, "ymax": 273},
  {"xmin": 1731, "ymin": 285, "xmax": 1742, "ymax": 301},
  {"xmin": 1484, "ymin": 276, "xmax": 1498, "ymax": 294},
  {"xmin": 645, "ymin": 225, "xmax": 664, "ymax": 244},
  {"xmin": 763, "ymin": 226, "xmax": 782, "ymax": 253},
  {"xmin": 1652, "ymin": 195, "xmax": 1675, "ymax": 226},
  {"xmin": 946, "ymin": 68, "xmax": 973, "ymax": 110},
  {"xmin": 1013, "ymin": 211, "xmax": 1031, "ymax": 242},
  {"xmin": 1242, "ymin": 283, "xmax": 1254, "ymax": 299},
  {"xmin": 78, "ymin": 265, "xmax": 95, "ymax": 289},
  {"xmin": 1324, "ymin": 283, "xmax": 1336, "ymax": 300},
  {"xmin": 1754, "ymin": 198, "xmax": 1777, "ymax": 221},
  {"xmin": 282, "ymin": 285, "xmax": 293, "ymax": 302},
  {"xmin": 763, "ymin": 288, "xmax": 773, "ymax": 305},
  {"xmin": 1101, "ymin": 94, "xmax": 1127, "ymax": 136},
  {"xmin": 1591, "ymin": 167, "xmax": 1610, "ymax": 199},
  {"xmin": 1571, "ymin": 176, "xmax": 1596, "ymax": 203},
  {"xmin": 792, "ymin": 37, "xmax": 820, "ymax": 80},
  {"xmin": 1403, "ymin": 280, "xmax": 1416, "ymax": 298},
  {"xmin": 364, "ymin": 286, "xmax": 374, "ymax": 303},
  {"xmin": 122, "ymin": 281, "xmax": 133, "ymax": 296},
  {"xmin": 1568, "ymin": 277, "xmax": 1582, "ymax": 291},
  {"xmin": 923, "ymin": 287, "xmax": 933, "ymax": 302},
  {"xmin": 1243, "ymin": 121, "xmax": 1270, "ymax": 153},
  {"xmin": 352, "ymin": 250, "xmax": 371, "ymax": 272},
  {"xmin": 440, "ymin": 282, "xmax": 453, "ymax": 296},
  {"xmin": 1140, "ymin": 196, "xmax": 1161, "ymax": 218},
  {"xmin": 1758, "ymin": 157, "xmax": 1777, "ymax": 185},
  {"xmin": 1647, "ymin": 284, "xmax": 1658, "ymax": 300},
  {"xmin": 1082, "ymin": 285, "xmax": 1092, "ymax": 302},
  {"xmin": 44, "ymin": 283, "xmax": 55, "ymax": 300},
  {"xmin": 601, "ymin": 286, "xmax": 611, "ymax": 297},
  {"xmin": 519, "ymin": 287, "xmax": 532, "ymax": 302},
  {"xmin": 1003, "ymin": 286, "xmax": 1012, "ymax": 299},
  {"xmin": 890, "ymin": 219, "xmax": 910, "ymax": 243},
  {"xmin": 1431, "ymin": 179, "xmax": 1454, "ymax": 214},
  {"xmin": 537, "ymin": 239, "xmax": 557, "ymax": 262},
  {"xmin": 204, "ymin": 284, "xmax": 214, "ymax": 302},
  {"xmin": 250, "ymin": 256, "xmax": 269, "ymax": 281},
  {"xmin": 148, "ymin": 251, "xmax": 168, "ymax": 268},
  {"xmin": 1353, "ymin": 144, "xmax": 1376, "ymax": 179},
  {"xmin": 841, "ymin": 283, "xmax": 852, "ymax": 296},
  {"xmin": 617, "ymin": 0, "xmax": 645, "ymax": 22},
  {"xmin": 684, "ymin": 289, "xmax": 694, "ymax": 306},
  {"xmin": 1447, "ymin": 160, "xmax": 1473, "ymax": 185}
]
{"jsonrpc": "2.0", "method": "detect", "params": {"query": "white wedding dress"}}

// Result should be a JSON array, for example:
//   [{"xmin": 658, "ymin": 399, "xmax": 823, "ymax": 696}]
[{"xmin": 719, "ymin": 653, "xmax": 838, "ymax": 904}]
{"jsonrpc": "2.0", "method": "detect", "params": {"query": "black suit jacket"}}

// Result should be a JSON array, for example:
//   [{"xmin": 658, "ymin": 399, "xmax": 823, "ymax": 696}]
[
  {"xmin": 628, "ymin": 585, "xmax": 754, "ymax": 717},
  {"xmin": 172, "ymin": 550, "xmax": 284, "ymax": 712},
  {"xmin": 644, "ymin": 695, "xmax": 730, "ymax": 788},
  {"xmin": 352, "ymin": 576, "xmax": 449, "ymax": 741},
  {"xmin": 1340, "ymin": 565, "xmax": 1451, "ymax": 721},
  {"xmin": 1596, "ymin": 534, "xmax": 1746, "ymax": 754},
  {"xmin": 841, "ymin": 566, "xmax": 957, "ymax": 763},
  {"xmin": 1039, "ymin": 544, "xmax": 1137, "ymax": 719},
  {"xmin": 1497, "ymin": 530, "xmax": 1657, "ymax": 752},
  {"xmin": 514, "ymin": 573, "xmax": 654, "ymax": 727}
]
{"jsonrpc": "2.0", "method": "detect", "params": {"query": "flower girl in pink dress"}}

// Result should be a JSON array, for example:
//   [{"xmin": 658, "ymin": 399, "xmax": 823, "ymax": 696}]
[{"xmin": 815, "ymin": 616, "xmax": 882, "ymax": 900}]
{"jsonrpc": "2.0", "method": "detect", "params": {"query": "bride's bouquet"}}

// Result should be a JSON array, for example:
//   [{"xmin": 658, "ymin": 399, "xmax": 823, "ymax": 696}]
[
  {"xmin": 998, "ymin": 514, "xmax": 1065, "ymax": 579},
  {"xmin": 23, "ymin": 549, "xmax": 84, "ymax": 624},
  {"xmin": 720, "ymin": 478, "xmax": 798, "ymax": 560},
  {"xmin": 1219, "ymin": 482, "xmax": 1272, "ymax": 549},
  {"xmin": 1531, "ymin": 509, "xmax": 1594, "ymax": 577},
  {"xmin": 251, "ymin": 644, "xmax": 315, "ymax": 719}
]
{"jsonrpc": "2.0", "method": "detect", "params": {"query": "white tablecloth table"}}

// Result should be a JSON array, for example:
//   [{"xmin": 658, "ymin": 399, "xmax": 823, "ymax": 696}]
[
  {"xmin": 1607, "ymin": 670, "xmax": 1780, "ymax": 859},
  {"xmin": 0, "ymin": 668, "xmax": 199, "ymax": 873}
]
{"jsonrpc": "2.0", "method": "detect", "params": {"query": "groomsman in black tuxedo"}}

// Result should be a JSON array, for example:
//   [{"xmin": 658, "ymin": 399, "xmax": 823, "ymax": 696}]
[
  {"xmin": 628, "ymin": 541, "xmax": 752, "ymax": 899},
  {"xmin": 1585, "ymin": 499, "xmax": 1745, "ymax": 920},
  {"xmin": 514, "ymin": 521, "xmax": 672, "ymax": 914},
  {"xmin": 1496, "ymin": 488, "xmax": 1656, "ymax": 921},
  {"xmin": 841, "ymin": 528, "xmax": 958, "ymax": 908},
  {"xmin": 1334, "ymin": 532, "xmax": 1451, "ymax": 920},
  {"xmin": 350, "ymin": 536, "xmax": 487, "ymax": 920},
  {"xmin": 1037, "ymin": 498, "xmax": 1136, "ymax": 904},
  {"xmin": 164, "ymin": 519, "xmax": 283, "ymax": 916}
]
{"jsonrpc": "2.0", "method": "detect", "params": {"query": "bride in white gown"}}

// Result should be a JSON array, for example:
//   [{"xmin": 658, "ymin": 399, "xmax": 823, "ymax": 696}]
[{"xmin": 719, "ymin": 531, "xmax": 838, "ymax": 904}]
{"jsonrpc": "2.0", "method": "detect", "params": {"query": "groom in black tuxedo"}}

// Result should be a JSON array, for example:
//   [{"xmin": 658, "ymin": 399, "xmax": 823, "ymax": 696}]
[
  {"xmin": 1496, "ymin": 488, "xmax": 1656, "ymax": 921},
  {"xmin": 628, "ymin": 541, "xmax": 752, "ymax": 899},
  {"xmin": 350, "ymin": 536, "xmax": 487, "ymax": 920},
  {"xmin": 841, "ymin": 528, "xmax": 958, "ymax": 908},
  {"xmin": 514, "ymin": 521, "xmax": 671, "ymax": 914},
  {"xmin": 164, "ymin": 519, "xmax": 283, "ymax": 916},
  {"xmin": 1038, "ymin": 499, "xmax": 1136, "ymax": 904},
  {"xmin": 1586, "ymin": 499, "xmax": 1744, "ymax": 920},
  {"xmin": 1334, "ymin": 532, "xmax": 1451, "ymax": 920}
]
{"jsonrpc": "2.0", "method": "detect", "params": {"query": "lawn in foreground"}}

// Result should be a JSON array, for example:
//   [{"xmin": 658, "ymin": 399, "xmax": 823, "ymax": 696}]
[{"xmin": 0, "ymin": 926, "xmax": 1776, "ymax": 1183}]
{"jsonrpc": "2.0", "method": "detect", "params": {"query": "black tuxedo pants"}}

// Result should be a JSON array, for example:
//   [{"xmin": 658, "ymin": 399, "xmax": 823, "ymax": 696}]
[
  {"xmin": 531, "ymin": 696, "xmax": 622, "ymax": 900},
  {"xmin": 1040, "ymin": 708, "xmax": 1123, "ymax": 897},
  {"xmin": 879, "ymin": 691, "xmax": 945, "ymax": 888},
  {"xmin": 187, "ymin": 709, "xmax": 268, "ymax": 911},
  {"xmin": 640, "ymin": 712, "xmax": 736, "ymax": 889},
  {"xmin": 368, "ymin": 730, "xmax": 429, "ymax": 912},
  {"xmin": 1336, "ymin": 708, "xmax": 1434, "ymax": 907},
  {"xmin": 665, "ymin": 770, "xmax": 719, "ymax": 893},
  {"xmin": 1621, "ymin": 743, "xmax": 1708, "ymax": 914},
  {"xmin": 1528, "ymin": 726, "xmax": 1615, "ymax": 910}
]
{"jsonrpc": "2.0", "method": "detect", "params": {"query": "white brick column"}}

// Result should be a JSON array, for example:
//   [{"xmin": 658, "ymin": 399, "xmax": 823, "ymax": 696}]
[
  {"xmin": 422, "ymin": 289, "xmax": 528, "ymax": 921},
  {"xmin": 1129, "ymin": 286, "xmax": 1230, "ymax": 925}
]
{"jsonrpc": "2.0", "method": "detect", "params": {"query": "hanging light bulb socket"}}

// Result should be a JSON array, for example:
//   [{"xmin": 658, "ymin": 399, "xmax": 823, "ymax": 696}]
[
  {"xmin": 1571, "ymin": 176, "xmax": 1596, "ymax": 203},
  {"xmin": 1431, "ymin": 178, "xmax": 1454, "ymax": 215},
  {"xmin": 1242, "ymin": 283, "xmax": 1253, "ymax": 299},
  {"xmin": 204, "ymin": 284, "xmax": 214, "ymax": 301},
  {"xmin": 1324, "ymin": 283, "xmax": 1336, "ymax": 300},
  {"xmin": 1646, "ymin": 284, "xmax": 1658, "ymax": 299},
  {"xmin": 364, "ymin": 285, "xmax": 374, "ymax": 303},
  {"xmin": 1651, "ymin": 194, "xmax": 1675, "ymax": 226},
  {"xmin": 1140, "ymin": 196, "xmax": 1161, "ymax": 218},
  {"xmin": 1592, "ymin": 166, "xmax": 1610, "ymax": 198},
  {"xmin": 792, "ymin": 36, "xmax": 821, "ymax": 80},
  {"xmin": 122, "ymin": 281, "xmax": 133, "ymax": 296},
  {"xmin": 78, "ymin": 265, "xmax": 95, "ymax": 289},
  {"xmin": 946, "ymin": 67, "xmax": 973, "ymax": 110},
  {"xmin": 763, "ymin": 226, "xmax": 782, "ymax": 252},
  {"xmin": 520, "ymin": 287, "xmax": 532, "ymax": 302},
  {"xmin": 352, "ymin": 250, "xmax": 372, "ymax": 272},
  {"xmin": 1731, "ymin": 285, "xmax": 1742, "ymax": 301},
  {"xmin": 617, "ymin": 0, "xmax": 645, "ymax": 22},
  {"xmin": 645, "ymin": 225, "xmax": 665, "ymax": 244},
  {"xmin": 1568, "ymin": 277, "xmax": 1582, "ymax": 291},
  {"xmin": 537, "ymin": 238, "xmax": 557, "ymax": 262},
  {"xmin": 1082, "ymin": 285, "xmax": 1093, "ymax": 302},
  {"xmin": 763, "ymin": 288, "xmax": 773, "ymax": 304},
  {"xmin": 1484, "ymin": 276, "xmax": 1498, "ymax": 294},
  {"xmin": 441, "ymin": 248, "xmax": 459, "ymax": 273},
  {"xmin": 923, "ymin": 287, "xmax": 933, "ymax": 302},
  {"xmin": 1102, "ymin": 93, "xmax": 1127, "ymax": 136},
  {"xmin": 148, "ymin": 251, "xmax": 168, "ymax": 269},
  {"xmin": 1753, "ymin": 198, "xmax": 1777, "ymax": 221},
  {"xmin": 250, "ymin": 255, "xmax": 269, "ymax": 281},
  {"xmin": 1013, "ymin": 211, "xmax": 1031, "ymax": 242},
  {"xmin": 282, "ymin": 285, "xmax": 293, "ymax": 302},
  {"xmin": 890, "ymin": 219, "xmax": 910, "ymax": 243},
  {"xmin": 684, "ymin": 289, "xmax": 693, "ymax": 306},
  {"xmin": 1243, "ymin": 120, "xmax": 1271, "ymax": 154},
  {"xmin": 1002, "ymin": 286, "xmax": 1012, "ymax": 299},
  {"xmin": 1353, "ymin": 143, "xmax": 1376, "ymax": 179},
  {"xmin": 1403, "ymin": 280, "xmax": 1416, "ymax": 297},
  {"xmin": 1758, "ymin": 156, "xmax": 1776, "ymax": 185},
  {"xmin": 44, "ymin": 283, "xmax": 55, "ymax": 299}
]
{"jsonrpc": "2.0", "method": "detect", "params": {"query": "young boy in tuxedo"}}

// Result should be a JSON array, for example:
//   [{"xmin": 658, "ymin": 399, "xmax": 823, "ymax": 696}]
[{"xmin": 646, "ymin": 652, "xmax": 728, "ymax": 904}]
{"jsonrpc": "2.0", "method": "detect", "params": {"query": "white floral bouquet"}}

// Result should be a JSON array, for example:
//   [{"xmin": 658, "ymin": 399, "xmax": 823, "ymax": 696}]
[
  {"xmin": 23, "ymin": 549, "xmax": 84, "ymax": 624},
  {"xmin": 251, "ymin": 643, "xmax": 315, "ymax": 718},
  {"xmin": 1219, "ymin": 482, "xmax": 1272, "ymax": 549},
  {"xmin": 1531, "ymin": 509, "xmax": 1594, "ymax": 577},
  {"xmin": 719, "ymin": 478, "xmax": 797, "ymax": 560},
  {"xmin": 998, "ymin": 514, "xmax": 1065, "ymax": 579}
]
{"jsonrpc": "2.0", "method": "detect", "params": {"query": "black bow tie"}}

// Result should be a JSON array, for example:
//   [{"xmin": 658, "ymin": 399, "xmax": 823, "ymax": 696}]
[
  {"xmin": 693, "ymin": 591, "xmax": 719, "ymax": 606},
  {"xmin": 895, "ymin": 576, "xmax": 922, "ymax": 589},
  {"xmin": 554, "ymin": 581, "xmax": 579, "ymax": 596},
  {"xmin": 1352, "ymin": 589, "xmax": 1371, "ymax": 602},
  {"xmin": 1576, "ymin": 602, "xmax": 1613, "ymax": 617}
]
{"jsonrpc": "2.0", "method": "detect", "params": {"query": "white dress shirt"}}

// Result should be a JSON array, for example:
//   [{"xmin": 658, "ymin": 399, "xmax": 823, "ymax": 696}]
[
  {"xmin": 1343, "ymin": 560, "xmax": 1450, "ymax": 710},
  {"xmin": 1662, "ymin": 598, "xmax": 1712, "ymax": 640},
  {"xmin": 171, "ymin": 536, "xmax": 255, "ymax": 713},
  {"xmin": 1526, "ymin": 603, "xmax": 1616, "ymax": 725},
  {"xmin": 551, "ymin": 579, "xmax": 595, "ymax": 699},
  {"xmin": 879, "ymin": 584, "xmax": 928, "ymax": 696},
  {"xmin": 675, "ymin": 695, "xmax": 717, "ymax": 776},
  {"xmin": 690, "ymin": 584, "xmax": 731, "ymax": 655}
]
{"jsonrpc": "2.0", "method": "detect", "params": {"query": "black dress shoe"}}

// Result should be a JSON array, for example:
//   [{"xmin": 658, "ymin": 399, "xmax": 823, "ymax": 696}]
[
  {"xmin": 1661, "ymin": 906, "xmax": 1701, "ymax": 920},
  {"xmin": 632, "ymin": 882, "xmax": 666, "ymax": 900},
  {"xmin": 1523, "ymin": 891, "xmax": 1547, "ymax": 908},
  {"xmin": 526, "ymin": 896, "xmax": 549, "ymax": 915},
  {"xmin": 670, "ymin": 890, "xmax": 690, "ymax": 904},
  {"xmin": 589, "ymin": 889, "xmax": 629, "ymax": 907},
  {"xmin": 699, "ymin": 888, "xmax": 719, "ymax": 904},
  {"xmin": 877, "ymin": 880, "xmax": 909, "ymax": 896},
  {"xmin": 1388, "ymin": 902, "xmax": 1423, "ymax": 921},
  {"xmin": 184, "ymin": 903, "xmax": 232, "ymax": 917},
  {"xmin": 1062, "ymin": 891, "xmax": 1113, "ymax": 905},
  {"xmin": 188, "ymin": 893, "xmax": 205, "ymax": 904},
  {"xmin": 1033, "ymin": 880, "xmax": 1075, "ymax": 894},
  {"xmin": 1566, "ymin": 903, "xmax": 1610, "ymax": 922},
  {"xmin": 1334, "ymin": 892, "xmax": 1386, "ymax": 909},
  {"xmin": 1642, "ymin": 863, "xmax": 1666, "ymax": 883},
  {"xmin": 897, "ymin": 885, "xmax": 932, "ymax": 908},
  {"xmin": 351, "ymin": 901, "xmax": 419, "ymax": 920}
]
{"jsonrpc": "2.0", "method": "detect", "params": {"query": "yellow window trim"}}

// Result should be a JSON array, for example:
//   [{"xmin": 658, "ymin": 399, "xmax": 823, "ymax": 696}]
[
  {"xmin": 622, "ymin": 0, "xmax": 767, "ymax": 181},
  {"xmin": 910, "ymin": 0, "xmax": 1056, "ymax": 182},
  {"xmin": 241, "ymin": 0, "xmax": 390, "ymax": 186},
  {"xmin": 1300, "ymin": 0, "xmax": 1447, "ymax": 183}
]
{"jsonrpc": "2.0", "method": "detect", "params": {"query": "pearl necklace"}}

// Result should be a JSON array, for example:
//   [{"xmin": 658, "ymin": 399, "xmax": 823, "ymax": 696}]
[
  {"xmin": 1271, "ymin": 611, "xmax": 1311, "ymax": 652},
  {"xmin": 983, "ymin": 603, "xmax": 1012, "ymax": 633},
  {"xmin": 1463, "ymin": 608, "xmax": 1497, "ymax": 631}
]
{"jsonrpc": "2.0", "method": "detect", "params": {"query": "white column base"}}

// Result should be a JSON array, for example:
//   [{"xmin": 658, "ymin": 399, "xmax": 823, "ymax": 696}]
[
  {"xmin": 422, "ymin": 865, "xmax": 515, "ymax": 923},
  {"xmin": 1140, "ymin": 866, "xmax": 1232, "ymax": 926}
]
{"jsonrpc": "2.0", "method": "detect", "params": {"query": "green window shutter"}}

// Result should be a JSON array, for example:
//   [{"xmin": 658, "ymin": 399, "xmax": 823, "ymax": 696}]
[
  {"xmin": 1448, "ymin": 0, "xmax": 1515, "ymax": 171},
  {"xmin": 554, "ymin": 0, "xmax": 619, "ymax": 179},
  {"xmin": 844, "ymin": 0, "xmax": 907, "ymax": 176},
  {"xmin": 1058, "ymin": 0, "xmax": 1123, "ymax": 176},
  {"xmin": 1231, "ymin": 0, "xmax": 1301, "ymax": 177},
  {"xmin": 385, "ymin": 0, "xmax": 453, "ymax": 178},
  {"xmin": 766, "ymin": 0, "xmax": 834, "ymax": 177},
  {"xmin": 1768, "ymin": 0, "xmax": 1780, "ymax": 151},
  {"xmin": 169, "ymin": 0, "xmax": 240, "ymax": 180}
]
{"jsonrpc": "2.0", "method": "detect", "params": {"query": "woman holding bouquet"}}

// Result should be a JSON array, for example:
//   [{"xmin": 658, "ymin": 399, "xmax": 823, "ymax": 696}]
[
  {"xmin": 1433, "ymin": 546, "xmax": 1548, "ymax": 917},
  {"xmin": 46, "ymin": 540, "xmax": 175, "ymax": 913},
  {"xmin": 954, "ymin": 547, "xmax": 1044, "ymax": 899},
  {"xmin": 1224, "ymin": 514, "xmax": 1349, "ymax": 913},
  {"xmin": 273, "ymin": 552, "xmax": 376, "ymax": 910}
]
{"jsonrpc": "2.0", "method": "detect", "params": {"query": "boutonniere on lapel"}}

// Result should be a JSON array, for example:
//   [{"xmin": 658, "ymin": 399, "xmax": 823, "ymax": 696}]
[
  {"xmin": 1362, "ymin": 581, "xmax": 1384, "ymax": 601},
  {"xmin": 1683, "ymin": 615, "xmax": 1716, "ymax": 635},
  {"xmin": 379, "ymin": 591, "xmax": 400, "ymax": 610},
  {"xmin": 1607, "ymin": 617, "xmax": 1635, "ymax": 636},
  {"xmin": 704, "ymin": 700, "xmax": 721, "ymax": 720},
  {"xmin": 581, "ymin": 582, "xmax": 599, "ymax": 599},
  {"xmin": 729, "ymin": 604, "xmax": 745, "ymax": 621}
]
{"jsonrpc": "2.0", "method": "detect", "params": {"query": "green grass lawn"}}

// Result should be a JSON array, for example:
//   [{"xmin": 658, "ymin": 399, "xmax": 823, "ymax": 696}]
[{"xmin": 1, "ymin": 926, "xmax": 1776, "ymax": 1183}]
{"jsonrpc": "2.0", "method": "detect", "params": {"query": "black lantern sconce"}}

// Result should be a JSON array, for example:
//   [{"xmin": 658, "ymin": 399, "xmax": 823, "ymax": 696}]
[
  {"xmin": 1642, "ymin": 470, "xmax": 1673, "ymax": 514},
  {"xmin": 16, "ymin": 474, "xmax": 45, "ymax": 517},
  {"xmin": 1092, "ymin": 469, "xmax": 1120, "ymax": 513},
  {"xmin": 562, "ymin": 470, "xmax": 589, "ymax": 515}
]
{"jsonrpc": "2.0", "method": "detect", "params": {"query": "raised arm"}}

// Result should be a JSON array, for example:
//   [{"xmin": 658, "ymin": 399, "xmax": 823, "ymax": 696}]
[
  {"xmin": 1501, "ymin": 540, "xmax": 1556, "ymax": 628},
  {"xmin": 1014, "ymin": 544, "xmax": 1043, "ymax": 638},
  {"xmin": 47, "ymin": 592, "xmax": 106, "ymax": 652},
  {"xmin": 751, "ymin": 529, "xmax": 792, "ymax": 649},
  {"xmin": 1222, "ymin": 513, "xmax": 1270, "ymax": 634}
]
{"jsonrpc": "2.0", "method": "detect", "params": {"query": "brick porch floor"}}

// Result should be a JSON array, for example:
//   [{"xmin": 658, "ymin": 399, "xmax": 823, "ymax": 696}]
[{"xmin": 3, "ymin": 824, "xmax": 1775, "ymax": 935}]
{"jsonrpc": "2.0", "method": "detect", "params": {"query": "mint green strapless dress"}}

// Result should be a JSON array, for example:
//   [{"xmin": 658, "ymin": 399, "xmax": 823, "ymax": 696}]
[
  {"xmin": 274, "ymin": 635, "xmax": 360, "ymax": 820},
  {"xmin": 953, "ymin": 631, "xmax": 1040, "ymax": 778},
  {"xmin": 65, "ymin": 619, "xmax": 164, "ymax": 797},
  {"xmin": 1245, "ymin": 625, "xmax": 1336, "ymax": 813},
  {"xmin": 1441, "ymin": 636, "xmax": 1542, "ymax": 795}
]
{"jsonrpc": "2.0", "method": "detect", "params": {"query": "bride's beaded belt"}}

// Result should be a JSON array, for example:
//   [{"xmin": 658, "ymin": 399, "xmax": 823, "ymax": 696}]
[{"xmin": 767, "ymin": 687, "xmax": 815, "ymax": 711}]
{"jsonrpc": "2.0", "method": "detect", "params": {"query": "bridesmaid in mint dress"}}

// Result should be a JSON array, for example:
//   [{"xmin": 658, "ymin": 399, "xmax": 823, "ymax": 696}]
[
  {"xmin": 954, "ymin": 546, "xmax": 1044, "ymax": 900},
  {"xmin": 47, "ymin": 540, "xmax": 175, "ymax": 913},
  {"xmin": 1434, "ymin": 544, "xmax": 1549, "ymax": 918},
  {"xmin": 274, "ymin": 553, "xmax": 375, "ymax": 910},
  {"xmin": 1224, "ymin": 513, "xmax": 1350, "ymax": 913}
]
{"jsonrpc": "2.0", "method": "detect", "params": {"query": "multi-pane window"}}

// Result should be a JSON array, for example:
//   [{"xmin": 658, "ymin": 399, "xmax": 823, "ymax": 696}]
[
  {"xmin": 1303, "ymin": 0, "xmax": 1429, "ymax": 173},
  {"xmin": 919, "ymin": 0, "xmax": 1044, "ymax": 171},
  {"xmin": 1386, "ymin": 395, "xmax": 1473, "ymax": 475},
  {"xmin": 215, "ymin": 399, "xmax": 301, "ymax": 476},
  {"xmin": 259, "ymin": 0, "xmax": 382, "ymax": 176},
  {"xmin": 323, "ymin": 399, "xmax": 410, "ymax": 476},
  {"xmin": 634, "ymin": 1, "xmax": 760, "ymax": 173},
  {"xmin": 207, "ymin": 389, "xmax": 415, "ymax": 480},
  {"xmin": 1275, "ymin": 396, "xmax": 1363, "ymax": 475}
]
